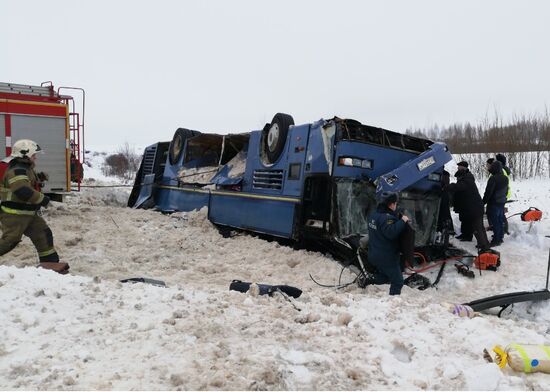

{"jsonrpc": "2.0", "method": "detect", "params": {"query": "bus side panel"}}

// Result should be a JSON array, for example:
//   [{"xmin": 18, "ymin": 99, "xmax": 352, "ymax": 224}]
[
  {"xmin": 209, "ymin": 193, "xmax": 296, "ymax": 238},
  {"xmin": 304, "ymin": 121, "xmax": 333, "ymax": 175},
  {"xmin": 155, "ymin": 187, "xmax": 210, "ymax": 212},
  {"xmin": 10, "ymin": 115, "xmax": 68, "ymax": 192},
  {"xmin": 333, "ymin": 141, "xmax": 443, "ymax": 191},
  {"xmin": 333, "ymin": 141, "xmax": 417, "ymax": 180},
  {"xmin": 281, "ymin": 124, "xmax": 310, "ymax": 197}
]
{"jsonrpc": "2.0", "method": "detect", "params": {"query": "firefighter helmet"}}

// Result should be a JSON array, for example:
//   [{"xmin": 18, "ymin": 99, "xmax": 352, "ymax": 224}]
[{"xmin": 11, "ymin": 139, "xmax": 42, "ymax": 158}]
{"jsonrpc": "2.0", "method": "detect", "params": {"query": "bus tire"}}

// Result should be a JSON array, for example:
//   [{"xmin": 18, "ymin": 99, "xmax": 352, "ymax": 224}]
[
  {"xmin": 263, "ymin": 113, "xmax": 294, "ymax": 164},
  {"xmin": 169, "ymin": 128, "xmax": 200, "ymax": 165}
]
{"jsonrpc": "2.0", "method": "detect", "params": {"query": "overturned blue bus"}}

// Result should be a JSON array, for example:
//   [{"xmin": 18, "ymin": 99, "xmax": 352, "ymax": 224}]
[{"xmin": 128, "ymin": 113, "xmax": 457, "ymax": 269}]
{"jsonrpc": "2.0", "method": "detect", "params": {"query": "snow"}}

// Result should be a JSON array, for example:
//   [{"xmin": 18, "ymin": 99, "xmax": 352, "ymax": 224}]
[
  {"xmin": 227, "ymin": 150, "xmax": 247, "ymax": 179},
  {"xmin": 82, "ymin": 150, "xmax": 116, "ymax": 183},
  {"xmin": 178, "ymin": 166, "xmax": 219, "ymax": 184},
  {"xmin": 1, "ymin": 157, "xmax": 550, "ymax": 389}
]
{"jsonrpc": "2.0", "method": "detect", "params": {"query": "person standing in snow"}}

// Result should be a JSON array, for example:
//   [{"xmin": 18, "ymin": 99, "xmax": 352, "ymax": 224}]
[
  {"xmin": 483, "ymin": 160, "xmax": 509, "ymax": 247},
  {"xmin": 0, "ymin": 139, "xmax": 68, "ymax": 274},
  {"xmin": 363, "ymin": 192, "xmax": 409, "ymax": 295},
  {"xmin": 437, "ymin": 170, "xmax": 454, "ymax": 234},
  {"xmin": 486, "ymin": 155, "xmax": 511, "ymax": 199},
  {"xmin": 496, "ymin": 153, "xmax": 511, "ymax": 178},
  {"xmin": 495, "ymin": 153, "xmax": 512, "ymax": 234},
  {"xmin": 447, "ymin": 161, "xmax": 490, "ymax": 250}
]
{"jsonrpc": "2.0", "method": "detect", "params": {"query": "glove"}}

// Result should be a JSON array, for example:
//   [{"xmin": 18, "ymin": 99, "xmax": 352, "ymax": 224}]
[
  {"xmin": 40, "ymin": 195, "xmax": 50, "ymax": 208},
  {"xmin": 36, "ymin": 172, "xmax": 49, "ymax": 182}
]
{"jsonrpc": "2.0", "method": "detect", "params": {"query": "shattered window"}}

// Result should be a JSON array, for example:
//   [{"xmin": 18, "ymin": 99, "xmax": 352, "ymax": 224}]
[
  {"xmin": 184, "ymin": 135, "xmax": 223, "ymax": 167},
  {"xmin": 336, "ymin": 119, "xmax": 431, "ymax": 153},
  {"xmin": 335, "ymin": 181, "xmax": 441, "ymax": 246},
  {"xmin": 334, "ymin": 179, "xmax": 377, "ymax": 237},
  {"xmin": 398, "ymin": 193, "xmax": 440, "ymax": 246}
]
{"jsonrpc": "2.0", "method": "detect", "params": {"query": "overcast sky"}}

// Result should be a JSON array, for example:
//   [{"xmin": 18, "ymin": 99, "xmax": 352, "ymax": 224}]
[{"xmin": 2, "ymin": 0, "xmax": 549, "ymax": 150}]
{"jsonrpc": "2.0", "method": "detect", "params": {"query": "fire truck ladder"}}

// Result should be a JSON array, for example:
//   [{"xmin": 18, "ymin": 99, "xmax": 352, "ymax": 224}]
[
  {"xmin": 0, "ymin": 82, "xmax": 57, "ymax": 99},
  {"xmin": 55, "ymin": 85, "xmax": 85, "ymax": 191}
]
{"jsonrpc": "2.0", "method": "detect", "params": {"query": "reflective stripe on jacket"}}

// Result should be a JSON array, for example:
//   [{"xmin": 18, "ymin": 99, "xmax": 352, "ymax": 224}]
[
  {"xmin": 0, "ymin": 158, "xmax": 44, "ymax": 215},
  {"xmin": 502, "ymin": 169, "xmax": 512, "ymax": 200}
]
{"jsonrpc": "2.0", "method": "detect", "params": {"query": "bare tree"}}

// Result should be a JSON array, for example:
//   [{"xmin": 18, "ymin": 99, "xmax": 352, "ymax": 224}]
[
  {"xmin": 102, "ymin": 143, "xmax": 142, "ymax": 181},
  {"xmin": 407, "ymin": 111, "xmax": 550, "ymax": 178}
]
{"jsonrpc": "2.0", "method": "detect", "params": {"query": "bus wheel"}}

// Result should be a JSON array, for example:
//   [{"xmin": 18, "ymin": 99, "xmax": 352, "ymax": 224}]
[
  {"xmin": 263, "ymin": 113, "xmax": 294, "ymax": 164},
  {"xmin": 169, "ymin": 128, "xmax": 200, "ymax": 165}
]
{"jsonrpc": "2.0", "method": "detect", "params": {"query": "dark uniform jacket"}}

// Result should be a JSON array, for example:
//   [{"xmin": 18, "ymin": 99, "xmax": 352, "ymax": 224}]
[
  {"xmin": 367, "ymin": 204, "xmax": 406, "ymax": 266},
  {"xmin": 447, "ymin": 169, "xmax": 484, "ymax": 219},
  {"xmin": 483, "ymin": 160, "xmax": 508, "ymax": 205},
  {"xmin": 496, "ymin": 154, "xmax": 511, "ymax": 176},
  {"xmin": 438, "ymin": 170, "xmax": 452, "ymax": 229},
  {"xmin": 0, "ymin": 158, "xmax": 46, "ymax": 215}
]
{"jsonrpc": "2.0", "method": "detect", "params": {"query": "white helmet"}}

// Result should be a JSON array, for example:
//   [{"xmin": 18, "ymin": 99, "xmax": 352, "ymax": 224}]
[{"xmin": 11, "ymin": 139, "xmax": 42, "ymax": 159}]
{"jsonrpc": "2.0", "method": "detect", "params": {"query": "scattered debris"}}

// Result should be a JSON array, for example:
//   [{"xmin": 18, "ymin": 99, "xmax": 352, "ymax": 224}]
[
  {"xmin": 485, "ymin": 344, "xmax": 550, "ymax": 374},
  {"xmin": 403, "ymin": 273, "xmax": 431, "ymax": 290},
  {"xmin": 229, "ymin": 280, "xmax": 302, "ymax": 298},
  {"xmin": 119, "ymin": 277, "xmax": 166, "ymax": 287},
  {"xmin": 455, "ymin": 263, "xmax": 475, "ymax": 279},
  {"xmin": 443, "ymin": 303, "xmax": 477, "ymax": 318}
]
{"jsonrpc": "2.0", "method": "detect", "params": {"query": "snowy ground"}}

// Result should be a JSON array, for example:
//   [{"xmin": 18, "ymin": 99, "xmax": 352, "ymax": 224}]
[{"xmin": 0, "ymin": 158, "xmax": 549, "ymax": 389}]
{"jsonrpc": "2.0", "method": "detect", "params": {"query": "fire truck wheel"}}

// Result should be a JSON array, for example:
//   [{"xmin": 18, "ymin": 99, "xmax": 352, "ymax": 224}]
[
  {"xmin": 169, "ymin": 128, "xmax": 200, "ymax": 165},
  {"xmin": 263, "ymin": 113, "xmax": 294, "ymax": 164}
]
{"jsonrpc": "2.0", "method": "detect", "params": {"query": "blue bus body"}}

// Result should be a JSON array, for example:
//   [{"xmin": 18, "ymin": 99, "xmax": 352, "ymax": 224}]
[{"xmin": 128, "ymin": 116, "xmax": 452, "ymax": 260}]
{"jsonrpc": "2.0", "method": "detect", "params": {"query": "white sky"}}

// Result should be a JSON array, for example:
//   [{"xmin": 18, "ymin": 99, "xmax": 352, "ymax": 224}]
[{"xmin": 1, "ymin": 0, "xmax": 549, "ymax": 150}]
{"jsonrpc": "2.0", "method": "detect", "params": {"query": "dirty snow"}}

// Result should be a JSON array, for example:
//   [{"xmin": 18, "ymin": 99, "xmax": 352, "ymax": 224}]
[
  {"xmin": 178, "ymin": 166, "xmax": 219, "ymax": 184},
  {"xmin": 226, "ymin": 151, "xmax": 247, "ymax": 179},
  {"xmin": 1, "ymin": 170, "xmax": 550, "ymax": 389}
]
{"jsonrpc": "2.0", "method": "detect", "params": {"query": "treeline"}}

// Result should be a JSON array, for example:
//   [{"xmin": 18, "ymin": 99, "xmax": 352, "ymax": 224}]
[
  {"xmin": 452, "ymin": 151, "xmax": 549, "ymax": 180},
  {"xmin": 407, "ymin": 112, "xmax": 550, "ymax": 179}
]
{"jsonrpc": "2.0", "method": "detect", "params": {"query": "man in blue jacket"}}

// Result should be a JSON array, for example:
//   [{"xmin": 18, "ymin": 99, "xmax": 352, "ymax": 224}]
[{"xmin": 364, "ymin": 192, "xmax": 409, "ymax": 295}]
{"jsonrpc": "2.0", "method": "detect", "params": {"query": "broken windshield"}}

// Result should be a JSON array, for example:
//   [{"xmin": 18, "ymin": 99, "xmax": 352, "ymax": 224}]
[
  {"xmin": 398, "ymin": 192, "xmax": 440, "ymax": 246},
  {"xmin": 334, "ymin": 179, "xmax": 377, "ymax": 237},
  {"xmin": 335, "ymin": 179, "xmax": 441, "ymax": 247}
]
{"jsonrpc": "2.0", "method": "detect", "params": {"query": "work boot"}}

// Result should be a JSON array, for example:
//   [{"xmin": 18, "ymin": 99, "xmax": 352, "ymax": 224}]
[{"xmin": 38, "ymin": 262, "xmax": 70, "ymax": 275}]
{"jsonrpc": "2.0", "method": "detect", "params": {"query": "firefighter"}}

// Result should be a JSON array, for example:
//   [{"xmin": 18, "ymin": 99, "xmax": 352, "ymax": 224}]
[
  {"xmin": 364, "ymin": 191, "xmax": 409, "ymax": 295},
  {"xmin": 0, "ymin": 139, "xmax": 68, "ymax": 274},
  {"xmin": 447, "ymin": 161, "xmax": 490, "ymax": 251}
]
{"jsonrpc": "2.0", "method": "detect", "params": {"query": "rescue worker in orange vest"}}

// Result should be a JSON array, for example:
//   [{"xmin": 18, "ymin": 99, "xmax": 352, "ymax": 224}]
[{"xmin": 0, "ymin": 139, "xmax": 69, "ymax": 274}]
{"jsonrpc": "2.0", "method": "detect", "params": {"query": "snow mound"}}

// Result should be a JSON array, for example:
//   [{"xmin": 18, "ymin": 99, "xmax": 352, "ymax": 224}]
[{"xmin": 0, "ymin": 176, "xmax": 549, "ymax": 390}]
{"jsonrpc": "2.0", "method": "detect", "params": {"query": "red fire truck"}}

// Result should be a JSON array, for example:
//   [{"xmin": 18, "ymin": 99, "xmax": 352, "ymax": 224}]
[{"xmin": 0, "ymin": 82, "xmax": 85, "ymax": 199}]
